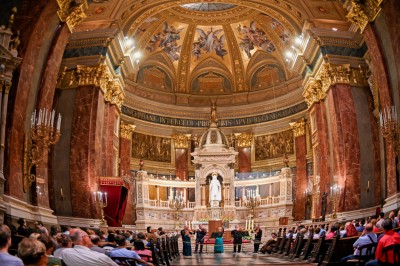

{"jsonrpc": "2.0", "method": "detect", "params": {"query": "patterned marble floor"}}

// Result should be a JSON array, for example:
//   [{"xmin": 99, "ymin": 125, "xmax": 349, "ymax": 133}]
[{"xmin": 170, "ymin": 252, "xmax": 311, "ymax": 266}]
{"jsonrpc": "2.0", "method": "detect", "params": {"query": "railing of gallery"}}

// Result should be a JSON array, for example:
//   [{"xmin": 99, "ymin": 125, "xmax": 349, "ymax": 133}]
[
  {"xmin": 234, "ymin": 195, "xmax": 285, "ymax": 207},
  {"xmin": 146, "ymin": 199, "xmax": 196, "ymax": 208}
]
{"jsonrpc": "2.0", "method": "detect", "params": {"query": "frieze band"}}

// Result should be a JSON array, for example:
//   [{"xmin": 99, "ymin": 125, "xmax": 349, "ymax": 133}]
[{"xmin": 121, "ymin": 102, "xmax": 307, "ymax": 128}]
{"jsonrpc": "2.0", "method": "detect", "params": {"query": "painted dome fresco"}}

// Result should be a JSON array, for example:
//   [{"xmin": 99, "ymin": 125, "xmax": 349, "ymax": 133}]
[{"xmin": 79, "ymin": 0, "xmax": 350, "ymax": 107}]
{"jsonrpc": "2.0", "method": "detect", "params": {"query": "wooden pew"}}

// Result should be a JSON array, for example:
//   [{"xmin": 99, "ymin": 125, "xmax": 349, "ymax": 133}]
[
  {"xmin": 308, "ymin": 235, "xmax": 332, "ymax": 264},
  {"xmin": 320, "ymin": 234, "xmax": 359, "ymax": 266},
  {"xmin": 291, "ymin": 234, "xmax": 308, "ymax": 259},
  {"xmin": 299, "ymin": 236, "xmax": 318, "ymax": 261}
]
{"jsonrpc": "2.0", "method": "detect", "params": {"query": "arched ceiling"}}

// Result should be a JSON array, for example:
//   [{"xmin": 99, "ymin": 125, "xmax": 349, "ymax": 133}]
[{"xmin": 76, "ymin": 1, "xmax": 351, "ymax": 108}]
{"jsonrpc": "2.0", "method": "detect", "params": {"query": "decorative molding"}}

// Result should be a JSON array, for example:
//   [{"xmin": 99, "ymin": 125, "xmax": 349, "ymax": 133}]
[
  {"xmin": 120, "ymin": 122, "xmax": 136, "ymax": 140},
  {"xmin": 235, "ymin": 133, "xmax": 253, "ymax": 148},
  {"xmin": 289, "ymin": 118, "xmax": 306, "ymax": 137},
  {"xmin": 302, "ymin": 79, "xmax": 325, "ymax": 108},
  {"xmin": 57, "ymin": 0, "xmax": 88, "ymax": 33},
  {"xmin": 57, "ymin": 63, "xmax": 125, "ymax": 110},
  {"xmin": 346, "ymin": 0, "xmax": 383, "ymax": 33},
  {"xmin": 172, "ymin": 134, "xmax": 191, "ymax": 149}
]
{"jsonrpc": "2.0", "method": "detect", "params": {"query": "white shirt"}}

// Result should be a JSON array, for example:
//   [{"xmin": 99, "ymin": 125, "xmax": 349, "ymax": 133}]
[
  {"xmin": 353, "ymin": 233, "xmax": 377, "ymax": 256},
  {"xmin": 62, "ymin": 245, "xmax": 118, "ymax": 266}
]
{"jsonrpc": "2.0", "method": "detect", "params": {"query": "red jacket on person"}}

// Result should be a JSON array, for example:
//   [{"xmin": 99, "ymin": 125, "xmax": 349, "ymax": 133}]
[{"xmin": 374, "ymin": 230, "xmax": 400, "ymax": 264}]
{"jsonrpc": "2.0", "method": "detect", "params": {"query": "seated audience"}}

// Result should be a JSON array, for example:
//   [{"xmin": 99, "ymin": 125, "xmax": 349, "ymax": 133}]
[
  {"xmin": 344, "ymin": 222, "xmax": 359, "ymax": 237},
  {"xmin": 103, "ymin": 233, "xmax": 117, "ymax": 252},
  {"xmin": 366, "ymin": 218, "xmax": 400, "ymax": 266},
  {"xmin": 18, "ymin": 238, "xmax": 48, "ymax": 266},
  {"xmin": 36, "ymin": 234, "xmax": 63, "ymax": 266},
  {"xmin": 62, "ymin": 229, "xmax": 118, "ymax": 266},
  {"xmin": 109, "ymin": 235, "xmax": 153, "ymax": 266},
  {"xmin": 325, "ymin": 225, "xmax": 337, "ymax": 240},
  {"xmin": 53, "ymin": 234, "xmax": 72, "ymax": 259},
  {"xmin": 133, "ymin": 241, "xmax": 152, "ymax": 262},
  {"xmin": 89, "ymin": 235, "xmax": 108, "ymax": 254},
  {"xmin": 260, "ymin": 233, "xmax": 277, "ymax": 254},
  {"xmin": 394, "ymin": 209, "xmax": 400, "ymax": 228},
  {"xmin": 376, "ymin": 212, "xmax": 385, "ymax": 229},
  {"xmin": 319, "ymin": 224, "xmax": 326, "ymax": 236},
  {"xmin": 370, "ymin": 219, "xmax": 381, "ymax": 234},
  {"xmin": 313, "ymin": 228, "xmax": 320, "ymax": 239},
  {"xmin": 341, "ymin": 223, "xmax": 377, "ymax": 262},
  {"xmin": 0, "ymin": 224, "xmax": 23, "ymax": 266},
  {"xmin": 17, "ymin": 219, "xmax": 28, "ymax": 237},
  {"xmin": 137, "ymin": 232, "xmax": 148, "ymax": 246},
  {"xmin": 356, "ymin": 218, "xmax": 366, "ymax": 232}
]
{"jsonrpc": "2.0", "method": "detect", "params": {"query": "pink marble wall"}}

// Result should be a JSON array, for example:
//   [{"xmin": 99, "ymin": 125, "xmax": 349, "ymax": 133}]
[
  {"xmin": 238, "ymin": 147, "xmax": 251, "ymax": 173},
  {"xmin": 327, "ymin": 85, "xmax": 361, "ymax": 212},
  {"xmin": 313, "ymin": 101, "xmax": 331, "ymax": 218},
  {"xmin": 120, "ymin": 136, "xmax": 134, "ymax": 225},
  {"xmin": 5, "ymin": 1, "xmax": 59, "ymax": 201},
  {"xmin": 175, "ymin": 149, "xmax": 188, "ymax": 180},
  {"xmin": 364, "ymin": 24, "xmax": 397, "ymax": 196},
  {"xmin": 294, "ymin": 134, "xmax": 307, "ymax": 221},
  {"xmin": 69, "ymin": 86, "xmax": 104, "ymax": 219}
]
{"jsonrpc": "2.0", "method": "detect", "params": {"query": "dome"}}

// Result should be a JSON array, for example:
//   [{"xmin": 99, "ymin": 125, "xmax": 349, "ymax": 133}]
[
  {"xmin": 198, "ymin": 104, "xmax": 228, "ymax": 148},
  {"xmin": 124, "ymin": 1, "xmax": 300, "ymax": 107}
]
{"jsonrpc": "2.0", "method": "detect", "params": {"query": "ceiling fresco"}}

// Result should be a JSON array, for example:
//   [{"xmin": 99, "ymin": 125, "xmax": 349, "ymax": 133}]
[{"xmin": 75, "ymin": 0, "xmax": 352, "ymax": 106}]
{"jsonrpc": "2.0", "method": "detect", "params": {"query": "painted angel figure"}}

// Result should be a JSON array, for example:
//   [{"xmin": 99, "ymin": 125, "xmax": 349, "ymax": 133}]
[{"xmin": 194, "ymin": 27, "xmax": 226, "ymax": 58}]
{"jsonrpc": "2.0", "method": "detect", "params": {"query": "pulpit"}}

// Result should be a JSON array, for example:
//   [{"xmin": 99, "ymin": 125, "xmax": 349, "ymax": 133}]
[{"xmin": 208, "ymin": 220, "xmax": 222, "ymax": 237}]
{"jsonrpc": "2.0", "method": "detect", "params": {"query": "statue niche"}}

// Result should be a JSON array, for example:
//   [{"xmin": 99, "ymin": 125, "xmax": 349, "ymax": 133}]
[{"xmin": 205, "ymin": 173, "xmax": 223, "ymax": 207}]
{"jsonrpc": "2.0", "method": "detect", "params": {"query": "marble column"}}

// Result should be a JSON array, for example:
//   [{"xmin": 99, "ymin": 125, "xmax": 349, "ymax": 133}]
[
  {"xmin": 363, "ymin": 24, "xmax": 397, "ymax": 198},
  {"xmin": 35, "ymin": 23, "xmax": 71, "ymax": 209},
  {"xmin": 326, "ymin": 83, "xmax": 361, "ymax": 212},
  {"xmin": 290, "ymin": 118, "xmax": 307, "ymax": 221},
  {"xmin": 120, "ymin": 121, "xmax": 136, "ymax": 225},
  {"xmin": 236, "ymin": 133, "xmax": 252, "ymax": 173},
  {"xmin": 172, "ymin": 134, "xmax": 190, "ymax": 180}
]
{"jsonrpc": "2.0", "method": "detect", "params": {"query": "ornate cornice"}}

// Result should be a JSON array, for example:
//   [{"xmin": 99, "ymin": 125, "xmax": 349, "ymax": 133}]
[
  {"xmin": 302, "ymin": 79, "xmax": 325, "ymax": 108},
  {"xmin": 303, "ymin": 63, "xmax": 368, "ymax": 108},
  {"xmin": 346, "ymin": 0, "xmax": 383, "ymax": 33},
  {"xmin": 120, "ymin": 122, "xmax": 136, "ymax": 140},
  {"xmin": 57, "ymin": 0, "xmax": 88, "ymax": 33},
  {"xmin": 289, "ymin": 118, "xmax": 306, "ymax": 137},
  {"xmin": 235, "ymin": 133, "xmax": 253, "ymax": 148},
  {"xmin": 57, "ymin": 63, "xmax": 125, "ymax": 109},
  {"xmin": 172, "ymin": 134, "xmax": 191, "ymax": 149},
  {"xmin": 318, "ymin": 63, "xmax": 368, "ymax": 90}
]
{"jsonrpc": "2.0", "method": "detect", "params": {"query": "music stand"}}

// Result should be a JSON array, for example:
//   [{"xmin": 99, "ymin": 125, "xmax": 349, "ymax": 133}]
[{"xmin": 234, "ymin": 231, "xmax": 249, "ymax": 254}]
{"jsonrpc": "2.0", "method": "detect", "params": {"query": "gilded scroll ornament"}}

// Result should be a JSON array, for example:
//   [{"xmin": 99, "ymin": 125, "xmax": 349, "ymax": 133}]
[
  {"xmin": 303, "ymin": 79, "xmax": 325, "ymax": 108},
  {"xmin": 289, "ymin": 118, "xmax": 306, "ymax": 137},
  {"xmin": 57, "ymin": 0, "xmax": 87, "ymax": 33},
  {"xmin": 235, "ymin": 133, "xmax": 253, "ymax": 148},
  {"xmin": 172, "ymin": 134, "xmax": 191, "ymax": 149},
  {"xmin": 346, "ymin": 0, "xmax": 383, "ymax": 32},
  {"xmin": 120, "ymin": 122, "xmax": 136, "ymax": 140}
]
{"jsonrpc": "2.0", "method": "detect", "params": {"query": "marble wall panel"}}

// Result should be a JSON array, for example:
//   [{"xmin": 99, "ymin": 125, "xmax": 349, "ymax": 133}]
[
  {"xmin": 294, "ymin": 134, "xmax": 307, "ymax": 221},
  {"xmin": 238, "ymin": 147, "xmax": 251, "ymax": 173}
]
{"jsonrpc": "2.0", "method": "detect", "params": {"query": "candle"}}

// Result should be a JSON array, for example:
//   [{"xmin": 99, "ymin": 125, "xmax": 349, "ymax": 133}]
[
  {"xmin": 245, "ymin": 220, "xmax": 248, "ymax": 230},
  {"xmin": 105, "ymin": 192, "xmax": 107, "ymax": 203}
]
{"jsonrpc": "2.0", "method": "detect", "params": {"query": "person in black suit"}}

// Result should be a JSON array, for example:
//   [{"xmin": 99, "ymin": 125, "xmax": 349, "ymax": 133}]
[
  {"xmin": 253, "ymin": 225, "xmax": 262, "ymax": 253},
  {"xmin": 231, "ymin": 225, "xmax": 243, "ymax": 253},
  {"xmin": 194, "ymin": 225, "xmax": 207, "ymax": 254}
]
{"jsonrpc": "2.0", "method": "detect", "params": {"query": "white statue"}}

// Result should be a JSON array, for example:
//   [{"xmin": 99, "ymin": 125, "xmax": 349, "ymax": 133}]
[{"xmin": 209, "ymin": 173, "xmax": 221, "ymax": 204}]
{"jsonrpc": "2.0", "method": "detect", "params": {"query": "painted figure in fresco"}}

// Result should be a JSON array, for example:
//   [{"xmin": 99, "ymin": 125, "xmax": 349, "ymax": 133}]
[
  {"xmin": 146, "ymin": 22, "xmax": 183, "ymax": 61},
  {"xmin": 209, "ymin": 174, "xmax": 221, "ymax": 203},
  {"xmin": 193, "ymin": 28, "xmax": 227, "ymax": 59},
  {"xmin": 237, "ymin": 21, "xmax": 275, "ymax": 58}
]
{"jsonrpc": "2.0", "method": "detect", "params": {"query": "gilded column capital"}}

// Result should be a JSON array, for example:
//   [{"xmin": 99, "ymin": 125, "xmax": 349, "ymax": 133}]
[
  {"xmin": 317, "ymin": 63, "xmax": 368, "ymax": 90},
  {"xmin": 289, "ymin": 118, "xmax": 306, "ymax": 137},
  {"xmin": 302, "ymin": 79, "xmax": 325, "ymax": 108},
  {"xmin": 120, "ymin": 122, "xmax": 136, "ymax": 140},
  {"xmin": 104, "ymin": 81, "xmax": 125, "ymax": 109},
  {"xmin": 346, "ymin": 0, "xmax": 383, "ymax": 32},
  {"xmin": 235, "ymin": 133, "xmax": 253, "ymax": 148},
  {"xmin": 172, "ymin": 134, "xmax": 191, "ymax": 149},
  {"xmin": 57, "ymin": 0, "xmax": 88, "ymax": 33},
  {"xmin": 57, "ymin": 63, "xmax": 125, "ymax": 109}
]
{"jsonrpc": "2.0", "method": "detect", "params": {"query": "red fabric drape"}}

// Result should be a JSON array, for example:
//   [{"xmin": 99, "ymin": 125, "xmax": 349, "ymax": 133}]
[
  {"xmin": 116, "ymin": 187, "xmax": 128, "ymax": 225},
  {"xmin": 100, "ymin": 185, "xmax": 122, "ymax": 227}
]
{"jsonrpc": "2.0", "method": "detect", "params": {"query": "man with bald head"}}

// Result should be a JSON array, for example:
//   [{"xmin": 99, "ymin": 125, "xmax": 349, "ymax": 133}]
[
  {"xmin": 341, "ymin": 223, "xmax": 377, "ymax": 261},
  {"xmin": 62, "ymin": 229, "xmax": 118, "ymax": 266}
]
